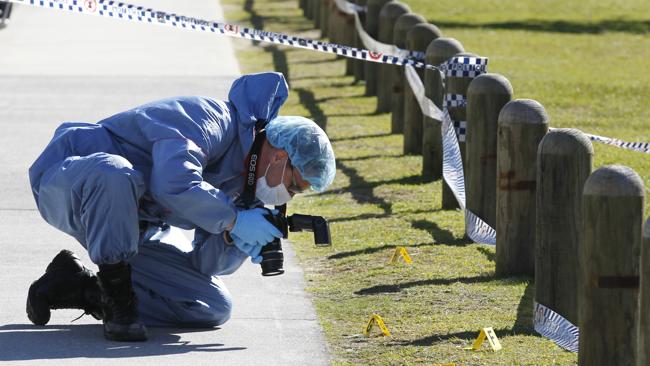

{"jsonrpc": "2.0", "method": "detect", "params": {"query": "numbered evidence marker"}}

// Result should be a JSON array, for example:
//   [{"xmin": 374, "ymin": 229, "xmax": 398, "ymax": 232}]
[
  {"xmin": 363, "ymin": 314, "xmax": 391, "ymax": 337},
  {"xmin": 465, "ymin": 327, "xmax": 502, "ymax": 351},
  {"xmin": 388, "ymin": 246, "xmax": 413, "ymax": 264}
]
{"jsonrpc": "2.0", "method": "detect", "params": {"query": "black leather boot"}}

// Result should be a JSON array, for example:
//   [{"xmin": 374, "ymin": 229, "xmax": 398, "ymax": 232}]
[
  {"xmin": 97, "ymin": 262, "xmax": 147, "ymax": 342},
  {"xmin": 26, "ymin": 250, "xmax": 103, "ymax": 326}
]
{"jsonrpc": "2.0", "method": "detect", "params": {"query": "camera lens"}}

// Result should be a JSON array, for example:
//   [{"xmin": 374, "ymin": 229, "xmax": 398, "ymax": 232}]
[{"xmin": 260, "ymin": 239, "xmax": 284, "ymax": 276}]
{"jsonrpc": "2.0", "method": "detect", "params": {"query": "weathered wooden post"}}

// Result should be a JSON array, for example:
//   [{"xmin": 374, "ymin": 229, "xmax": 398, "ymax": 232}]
[
  {"xmin": 441, "ymin": 52, "xmax": 478, "ymax": 210},
  {"xmin": 422, "ymin": 38, "xmax": 464, "ymax": 181},
  {"xmin": 328, "ymin": 0, "xmax": 343, "ymax": 44},
  {"xmin": 465, "ymin": 74, "xmax": 513, "ymax": 228},
  {"xmin": 313, "ymin": 0, "xmax": 321, "ymax": 28},
  {"xmin": 320, "ymin": 0, "xmax": 330, "ymax": 36},
  {"xmin": 305, "ymin": 0, "xmax": 314, "ymax": 20},
  {"xmin": 343, "ymin": 4, "xmax": 357, "ymax": 76},
  {"xmin": 300, "ymin": 0, "xmax": 306, "ymax": 12},
  {"xmin": 376, "ymin": 1, "xmax": 410, "ymax": 113},
  {"xmin": 364, "ymin": 0, "xmax": 392, "ymax": 97},
  {"xmin": 535, "ymin": 129, "xmax": 593, "ymax": 326},
  {"xmin": 640, "ymin": 217, "xmax": 650, "ymax": 366},
  {"xmin": 402, "ymin": 23, "xmax": 442, "ymax": 155},
  {"xmin": 579, "ymin": 165, "xmax": 644, "ymax": 366},
  {"xmin": 495, "ymin": 99, "xmax": 548, "ymax": 276},
  {"xmin": 390, "ymin": 13, "xmax": 425, "ymax": 134},
  {"xmin": 353, "ymin": 0, "xmax": 368, "ymax": 82}
]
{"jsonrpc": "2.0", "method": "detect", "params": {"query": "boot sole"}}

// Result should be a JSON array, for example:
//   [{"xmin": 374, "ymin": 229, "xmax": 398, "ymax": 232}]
[
  {"xmin": 104, "ymin": 322, "xmax": 148, "ymax": 342},
  {"xmin": 26, "ymin": 272, "xmax": 54, "ymax": 326}
]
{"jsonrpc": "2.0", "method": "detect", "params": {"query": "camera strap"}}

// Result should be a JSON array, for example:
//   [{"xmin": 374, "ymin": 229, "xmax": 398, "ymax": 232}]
[
  {"xmin": 241, "ymin": 121, "xmax": 288, "ymax": 215},
  {"xmin": 241, "ymin": 127, "xmax": 267, "ymax": 207}
]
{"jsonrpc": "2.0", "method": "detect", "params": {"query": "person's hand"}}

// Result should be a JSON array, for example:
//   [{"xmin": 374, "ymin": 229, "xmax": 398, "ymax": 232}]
[
  {"xmin": 230, "ymin": 208, "xmax": 282, "ymax": 247},
  {"xmin": 231, "ymin": 237, "xmax": 265, "ymax": 264}
]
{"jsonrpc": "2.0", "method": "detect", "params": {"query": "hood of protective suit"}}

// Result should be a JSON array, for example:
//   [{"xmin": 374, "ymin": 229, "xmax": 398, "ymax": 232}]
[{"xmin": 228, "ymin": 72, "xmax": 289, "ymax": 153}]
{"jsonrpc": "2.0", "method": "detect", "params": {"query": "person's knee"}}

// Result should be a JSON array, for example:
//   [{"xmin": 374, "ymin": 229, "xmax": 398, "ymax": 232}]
[
  {"xmin": 197, "ymin": 290, "xmax": 233, "ymax": 326},
  {"xmin": 86, "ymin": 153, "xmax": 144, "ymax": 196}
]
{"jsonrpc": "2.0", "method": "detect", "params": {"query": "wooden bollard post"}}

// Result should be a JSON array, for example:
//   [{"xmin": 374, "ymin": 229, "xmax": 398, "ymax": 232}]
[
  {"xmin": 376, "ymin": 1, "xmax": 410, "ymax": 113},
  {"xmin": 328, "ymin": 0, "xmax": 342, "ymax": 44},
  {"xmin": 305, "ymin": 0, "xmax": 313, "ymax": 20},
  {"xmin": 313, "ymin": 0, "xmax": 321, "ymax": 29},
  {"xmin": 364, "ymin": 0, "xmax": 392, "ymax": 97},
  {"xmin": 422, "ymin": 37, "xmax": 464, "ymax": 181},
  {"xmin": 344, "ymin": 6, "xmax": 357, "ymax": 76},
  {"xmin": 299, "ymin": 0, "xmax": 306, "ymax": 11},
  {"xmin": 441, "ymin": 52, "xmax": 478, "ymax": 210},
  {"xmin": 579, "ymin": 165, "xmax": 645, "ymax": 366},
  {"xmin": 320, "ymin": 0, "xmax": 330, "ymax": 36},
  {"xmin": 390, "ymin": 13, "xmax": 425, "ymax": 134},
  {"xmin": 402, "ymin": 23, "xmax": 442, "ymax": 155},
  {"xmin": 495, "ymin": 99, "xmax": 548, "ymax": 276},
  {"xmin": 535, "ymin": 129, "xmax": 593, "ymax": 326},
  {"xmin": 465, "ymin": 74, "xmax": 513, "ymax": 228},
  {"xmin": 353, "ymin": 0, "xmax": 368, "ymax": 82},
  {"xmin": 640, "ymin": 218, "xmax": 650, "ymax": 366}
]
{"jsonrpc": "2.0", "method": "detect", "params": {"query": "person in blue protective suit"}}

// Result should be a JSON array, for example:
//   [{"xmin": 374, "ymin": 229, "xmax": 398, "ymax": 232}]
[{"xmin": 26, "ymin": 72, "xmax": 336, "ymax": 342}]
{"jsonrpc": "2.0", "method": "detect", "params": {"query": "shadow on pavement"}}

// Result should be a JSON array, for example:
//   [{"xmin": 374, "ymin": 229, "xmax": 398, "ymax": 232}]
[{"xmin": 0, "ymin": 323, "xmax": 246, "ymax": 361}]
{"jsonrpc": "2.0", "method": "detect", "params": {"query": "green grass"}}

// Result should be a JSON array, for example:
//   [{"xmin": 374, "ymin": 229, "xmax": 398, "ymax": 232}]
[{"xmin": 221, "ymin": 0, "xmax": 649, "ymax": 364}]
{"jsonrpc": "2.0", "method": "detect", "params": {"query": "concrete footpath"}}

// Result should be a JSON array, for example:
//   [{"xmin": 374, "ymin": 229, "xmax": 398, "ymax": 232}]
[{"xmin": 0, "ymin": 1, "xmax": 330, "ymax": 365}]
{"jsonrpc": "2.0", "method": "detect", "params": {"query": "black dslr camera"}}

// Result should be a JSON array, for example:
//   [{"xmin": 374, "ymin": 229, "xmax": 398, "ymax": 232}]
[{"xmin": 260, "ymin": 208, "xmax": 331, "ymax": 276}]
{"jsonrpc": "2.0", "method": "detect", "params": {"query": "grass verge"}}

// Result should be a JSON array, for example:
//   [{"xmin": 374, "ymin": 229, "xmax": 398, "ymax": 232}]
[{"xmin": 222, "ymin": 0, "xmax": 648, "ymax": 364}]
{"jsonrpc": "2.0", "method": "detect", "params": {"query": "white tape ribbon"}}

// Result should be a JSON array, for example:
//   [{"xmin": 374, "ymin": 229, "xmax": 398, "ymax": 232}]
[
  {"xmin": 6, "ymin": 0, "xmax": 435, "ymax": 70},
  {"xmin": 352, "ymin": 7, "xmax": 423, "ymax": 60},
  {"xmin": 405, "ymin": 64, "xmax": 495, "ymax": 245},
  {"xmin": 333, "ymin": 0, "xmax": 365, "ymax": 15},
  {"xmin": 533, "ymin": 301, "xmax": 579, "ymax": 353}
]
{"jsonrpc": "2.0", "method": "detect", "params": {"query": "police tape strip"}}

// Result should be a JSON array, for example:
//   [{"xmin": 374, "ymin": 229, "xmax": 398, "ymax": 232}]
[
  {"xmin": 404, "ymin": 64, "xmax": 496, "ymax": 246},
  {"xmin": 444, "ymin": 94, "xmax": 468, "ymax": 108},
  {"xmin": 350, "ymin": 6, "xmax": 424, "ymax": 61},
  {"xmin": 534, "ymin": 301, "xmax": 579, "ymax": 353},
  {"xmin": 6, "ymin": 0, "xmax": 436, "ymax": 70},
  {"xmin": 333, "ymin": 0, "xmax": 365, "ymax": 16},
  {"xmin": 584, "ymin": 133, "xmax": 649, "ymax": 154}
]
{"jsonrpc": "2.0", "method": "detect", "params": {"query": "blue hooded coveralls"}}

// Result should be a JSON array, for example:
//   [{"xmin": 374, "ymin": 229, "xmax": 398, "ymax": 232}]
[{"xmin": 28, "ymin": 72, "xmax": 289, "ymax": 327}]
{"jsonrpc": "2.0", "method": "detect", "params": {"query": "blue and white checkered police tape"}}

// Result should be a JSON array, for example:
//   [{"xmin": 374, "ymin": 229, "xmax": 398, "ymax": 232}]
[
  {"xmin": 5, "ymin": 0, "xmax": 482, "ymax": 76},
  {"xmin": 534, "ymin": 301, "xmax": 579, "ymax": 353}
]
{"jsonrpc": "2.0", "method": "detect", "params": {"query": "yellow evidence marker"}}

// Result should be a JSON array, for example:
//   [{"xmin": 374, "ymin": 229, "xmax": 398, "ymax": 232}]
[
  {"xmin": 363, "ymin": 314, "xmax": 391, "ymax": 337},
  {"xmin": 388, "ymin": 246, "xmax": 413, "ymax": 264},
  {"xmin": 466, "ymin": 327, "xmax": 502, "ymax": 351}
]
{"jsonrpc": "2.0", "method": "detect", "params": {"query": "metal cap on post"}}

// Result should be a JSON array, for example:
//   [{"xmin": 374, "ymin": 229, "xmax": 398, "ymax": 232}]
[
  {"xmin": 402, "ymin": 23, "xmax": 442, "ymax": 155},
  {"xmin": 390, "ymin": 13, "xmax": 425, "ymax": 134},
  {"xmin": 466, "ymin": 74, "xmax": 513, "ymax": 228},
  {"xmin": 496, "ymin": 99, "xmax": 549, "ymax": 276},
  {"xmin": 376, "ymin": 1, "xmax": 410, "ymax": 113},
  {"xmin": 364, "ymin": 0, "xmax": 393, "ymax": 97},
  {"xmin": 422, "ymin": 37, "xmax": 464, "ymax": 181},
  {"xmin": 640, "ymin": 217, "xmax": 650, "ymax": 366},
  {"xmin": 535, "ymin": 129, "xmax": 593, "ymax": 326},
  {"xmin": 579, "ymin": 165, "xmax": 644, "ymax": 366},
  {"xmin": 353, "ymin": 0, "xmax": 369, "ymax": 82}
]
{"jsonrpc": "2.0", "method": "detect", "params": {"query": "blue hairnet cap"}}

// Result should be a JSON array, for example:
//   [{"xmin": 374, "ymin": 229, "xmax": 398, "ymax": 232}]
[{"xmin": 266, "ymin": 116, "xmax": 336, "ymax": 192}]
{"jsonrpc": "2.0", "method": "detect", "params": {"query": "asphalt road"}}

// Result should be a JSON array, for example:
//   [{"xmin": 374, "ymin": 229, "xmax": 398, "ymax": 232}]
[{"xmin": 0, "ymin": 1, "xmax": 330, "ymax": 365}]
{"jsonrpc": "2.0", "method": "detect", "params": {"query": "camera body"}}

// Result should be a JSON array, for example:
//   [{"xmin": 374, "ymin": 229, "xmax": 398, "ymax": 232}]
[{"xmin": 259, "ymin": 208, "xmax": 332, "ymax": 276}]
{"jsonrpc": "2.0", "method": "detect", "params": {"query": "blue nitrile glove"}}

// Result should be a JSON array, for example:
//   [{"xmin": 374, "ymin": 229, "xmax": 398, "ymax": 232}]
[
  {"xmin": 230, "ymin": 208, "xmax": 282, "ymax": 248},
  {"xmin": 231, "ymin": 237, "xmax": 265, "ymax": 264}
]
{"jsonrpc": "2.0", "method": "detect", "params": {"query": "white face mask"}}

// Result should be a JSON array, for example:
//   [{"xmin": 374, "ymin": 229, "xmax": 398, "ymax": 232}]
[{"xmin": 255, "ymin": 159, "xmax": 293, "ymax": 206}]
